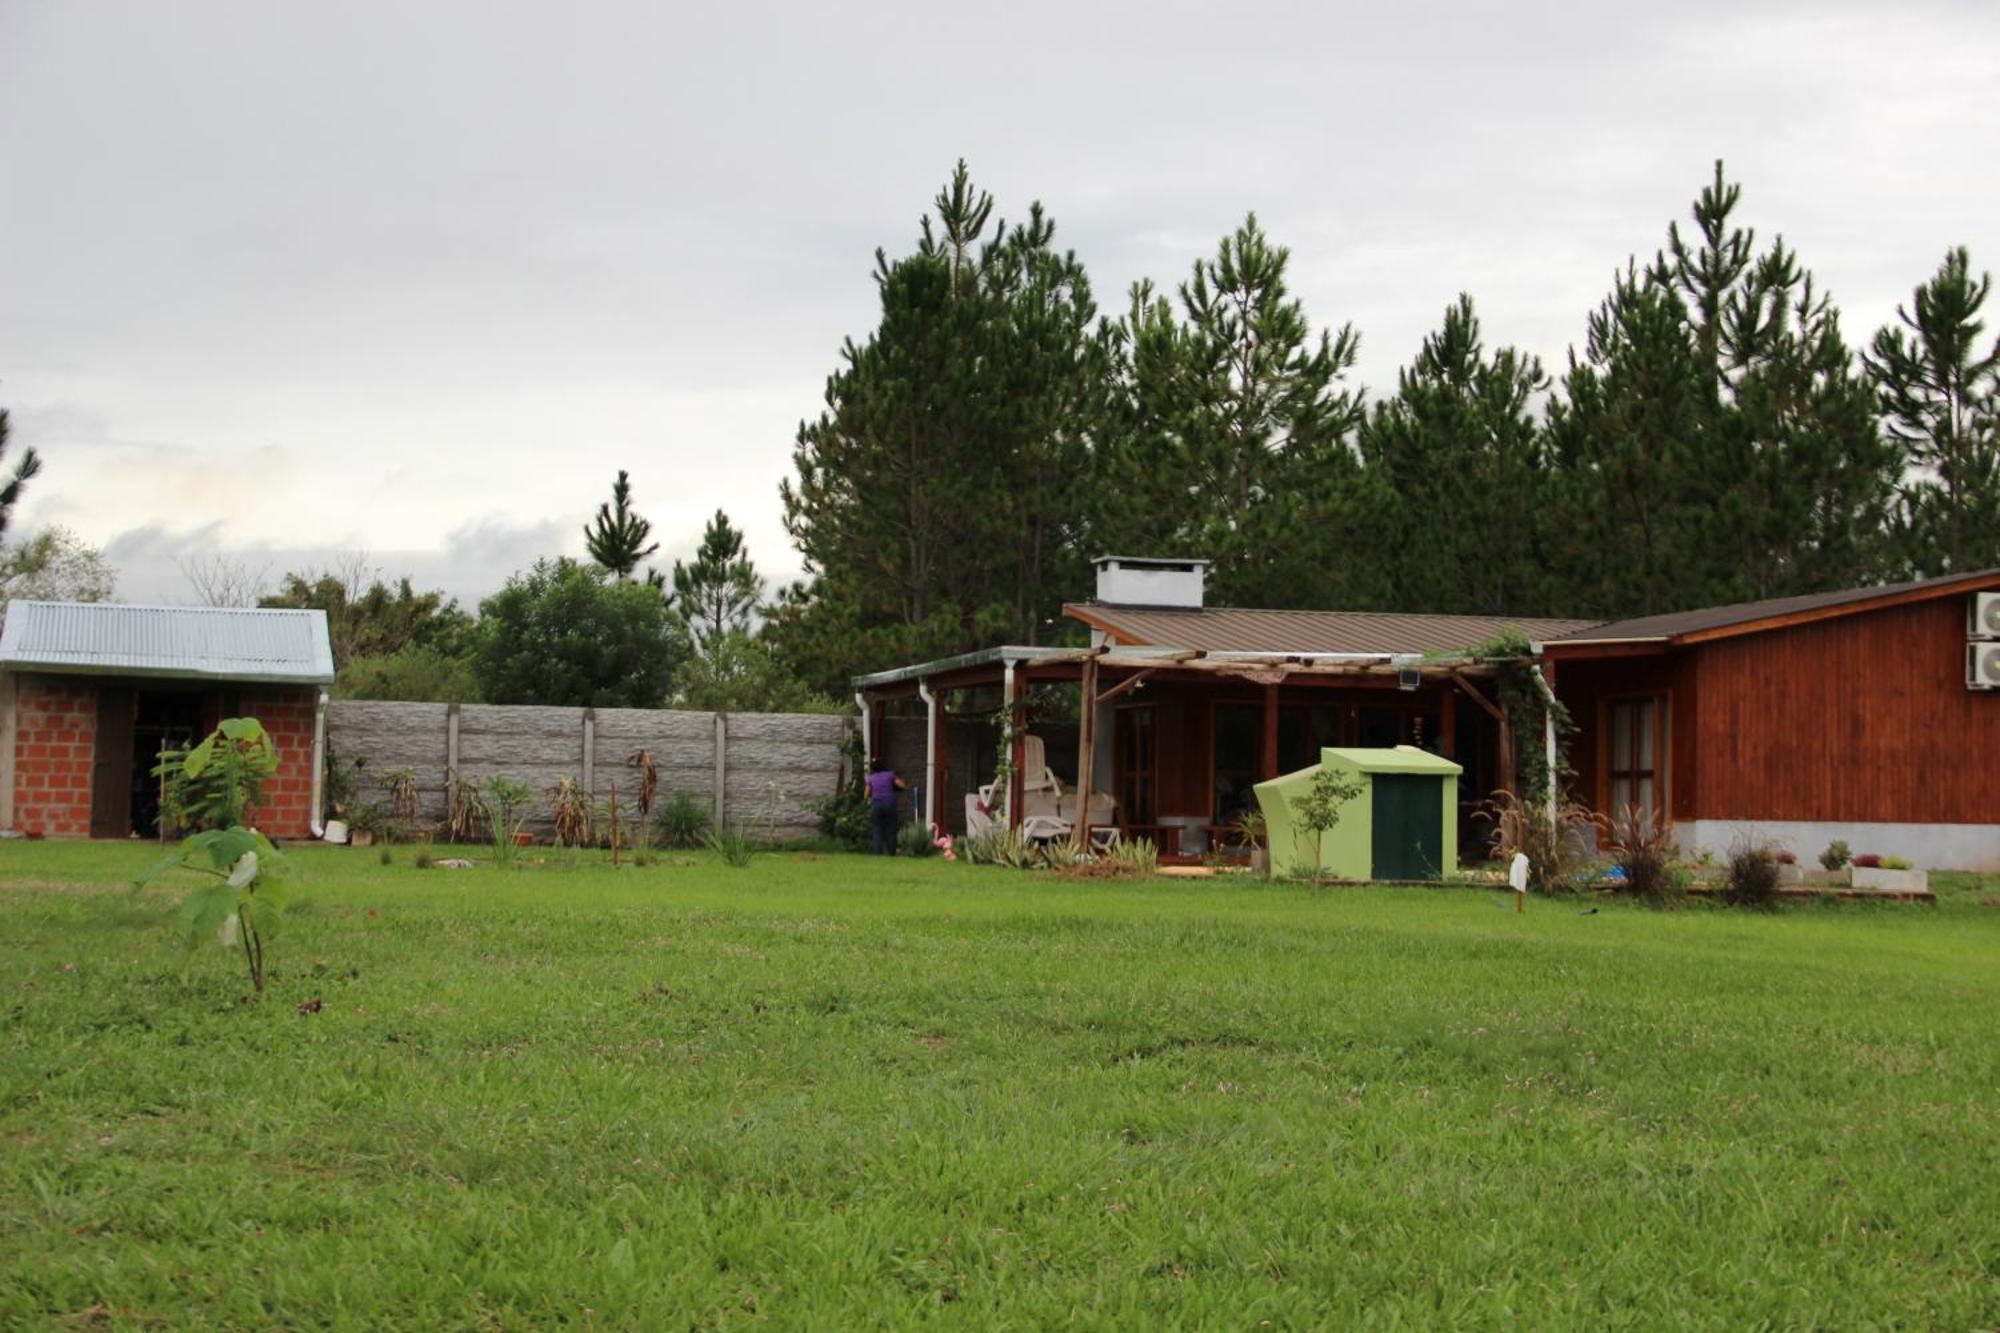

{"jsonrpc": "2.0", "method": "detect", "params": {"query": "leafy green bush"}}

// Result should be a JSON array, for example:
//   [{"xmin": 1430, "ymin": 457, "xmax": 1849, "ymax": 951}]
[
  {"xmin": 1879, "ymin": 855, "xmax": 1913, "ymax": 870},
  {"xmin": 814, "ymin": 730, "xmax": 870, "ymax": 851},
  {"xmin": 1819, "ymin": 840, "xmax": 1852, "ymax": 871},
  {"xmin": 1292, "ymin": 766, "xmax": 1363, "ymax": 885},
  {"xmin": 960, "ymin": 827, "xmax": 1036, "ymax": 869},
  {"xmin": 1726, "ymin": 844, "xmax": 1782, "ymax": 908},
  {"xmin": 655, "ymin": 791, "xmax": 714, "ymax": 849},
  {"xmin": 896, "ymin": 822, "xmax": 938, "ymax": 857}
]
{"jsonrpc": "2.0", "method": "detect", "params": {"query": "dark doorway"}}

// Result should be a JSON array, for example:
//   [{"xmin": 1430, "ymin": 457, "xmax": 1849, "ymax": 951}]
[
  {"xmin": 1370, "ymin": 774, "xmax": 1445, "ymax": 881},
  {"xmin": 130, "ymin": 690, "xmax": 204, "ymax": 837},
  {"xmin": 89, "ymin": 690, "xmax": 137, "ymax": 838}
]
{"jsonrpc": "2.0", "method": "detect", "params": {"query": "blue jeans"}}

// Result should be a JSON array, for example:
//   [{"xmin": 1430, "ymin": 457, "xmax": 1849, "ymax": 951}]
[{"xmin": 869, "ymin": 802, "xmax": 899, "ymax": 855}]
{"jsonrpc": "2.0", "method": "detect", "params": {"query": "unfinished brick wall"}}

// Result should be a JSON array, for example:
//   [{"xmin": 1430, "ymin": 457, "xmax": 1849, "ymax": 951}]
[
  {"xmin": 242, "ymin": 688, "xmax": 318, "ymax": 839},
  {"xmin": 12, "ymin": 678, "xmax": 97, "ymax": 837}
]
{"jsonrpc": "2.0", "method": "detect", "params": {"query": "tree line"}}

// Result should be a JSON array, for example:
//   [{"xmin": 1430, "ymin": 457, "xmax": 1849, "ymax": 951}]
[{"xmin": 772, "ymin": 160, "xmax": 2000, "ymax": 697}]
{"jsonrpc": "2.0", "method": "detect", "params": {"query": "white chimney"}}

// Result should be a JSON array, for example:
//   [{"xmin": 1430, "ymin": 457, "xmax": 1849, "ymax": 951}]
[{"xmin": 1093, "ymin": 556, "xmax": 1209, "ymax": 608}]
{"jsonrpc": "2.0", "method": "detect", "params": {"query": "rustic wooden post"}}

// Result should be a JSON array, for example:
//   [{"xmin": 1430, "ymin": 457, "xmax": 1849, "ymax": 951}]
[
  {"xmin": 1497, "ymin": 698, "xmax": 1517, "ymax": 798},
  {"xmin": 1438, "ymin": 685, "xmax": 1456, "ymax": 760},
  {"xmin": 1260, "ymin": 682, "xmax": 1280, "ymax": 780},
  {"xmin": 1072, "ymin": 655, "xmax": 1099, "ymax": 850}
]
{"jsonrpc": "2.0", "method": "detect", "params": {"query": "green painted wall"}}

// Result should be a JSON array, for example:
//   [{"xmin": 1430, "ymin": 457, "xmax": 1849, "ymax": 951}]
[{"xmin": 1253, "ymin": 746, "xmax": 1461, "ymax": 881}]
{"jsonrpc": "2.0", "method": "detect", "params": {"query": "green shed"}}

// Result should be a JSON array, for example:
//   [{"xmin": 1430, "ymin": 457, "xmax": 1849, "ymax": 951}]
[{"xmin": 1254, "ymin": 746, "xmax": 1462, "ymax": 882}]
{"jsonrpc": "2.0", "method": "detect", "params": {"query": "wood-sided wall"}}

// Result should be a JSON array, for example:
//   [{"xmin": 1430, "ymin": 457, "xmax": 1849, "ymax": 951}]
[{"xmin": 1558, "ymin": 594, "xmax": 2000, "ymax": 826}]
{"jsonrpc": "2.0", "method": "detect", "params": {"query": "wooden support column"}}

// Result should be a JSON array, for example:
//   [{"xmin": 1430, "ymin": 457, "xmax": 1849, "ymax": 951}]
[
  {"xmin": 1008, "ymin": 666, "xmax": 1027, "ymax": 831},
  {"xmin": 1072, "ymin": 654, "xmax": 1099, "ymax": 849},
  {"xmin": 929, "ymin": 686, "xmax": 948, "ymax": 832},
  {"xmin": 1438, "ymin": 684, "xmax": 1456, "ymax": 760},
  {"xmin": 1496, "ymin": 698, "xmax": 1516, "ymax": 798},
  {"xmin": 1260, "ymin": 682, "xmax": 1280, "ymax": 780}
]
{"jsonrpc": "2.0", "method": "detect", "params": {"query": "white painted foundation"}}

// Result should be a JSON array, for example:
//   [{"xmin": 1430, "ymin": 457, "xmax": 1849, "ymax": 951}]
[{"xmin": 1676, "ymin": 819, "xmax": 2000, "ymax": 873}]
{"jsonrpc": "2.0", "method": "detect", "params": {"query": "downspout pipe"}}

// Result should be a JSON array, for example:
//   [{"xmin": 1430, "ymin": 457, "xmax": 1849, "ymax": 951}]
[
  {"xmin": 309, "ymin": 687, "xmax": 329, "ymax": 839},
  {"xmin": 1000, "ymin": 657, "xmax": 1017, "ymax": 828},
  {"xmin": 917, "ymin": 678, "xmax": 938, "ymax": 832},
  {"xmin": 853, "ymin": 691, "xmax": 871, "ymax": 773}
]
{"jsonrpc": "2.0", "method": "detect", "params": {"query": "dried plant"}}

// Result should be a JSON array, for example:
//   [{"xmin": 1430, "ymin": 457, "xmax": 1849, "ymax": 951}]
[
  {"xmin": 445, "ymin": 768, "xmax": 485, "ymax": 844},
  {"xmin": 1476, "ymin": 789, "xmax": 1597, "ymax": 894},
  {"xmin": 547, "ymin": 775, "xmax": 594, "ymax": 848},
  {"xmin": 1605, "ymin": 805, "xmax": 1678, "ymax": 898}
]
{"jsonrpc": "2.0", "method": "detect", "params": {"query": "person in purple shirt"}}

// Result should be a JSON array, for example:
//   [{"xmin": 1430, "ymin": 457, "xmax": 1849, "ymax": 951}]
[{"xmin": 865, "ymin": 758, "xmax": 907, "ymax": 855}]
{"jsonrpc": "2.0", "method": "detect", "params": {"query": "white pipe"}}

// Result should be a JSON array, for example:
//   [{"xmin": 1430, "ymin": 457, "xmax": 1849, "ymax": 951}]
[
  {"xmin": 1000, "ymin": 658, "xmax": 1017, "ymax": 827},
  {"xmin": 309, "ymin": 687, "xmax": 328, "ymax": 839},
  {"xmin": 853, "ymin": 691, "xmax": 871, "ymax": 779},
  {"xmin": 1528, "ymin": 665, "xmax": 1559, "ymax": 829},
  {"xmin": 917, "ymin": 679, "xmax": 938, "ymax": 831}
]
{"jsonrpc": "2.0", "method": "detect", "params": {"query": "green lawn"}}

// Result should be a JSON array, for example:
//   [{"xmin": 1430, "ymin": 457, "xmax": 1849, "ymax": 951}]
[{"xmin": 1, "ymin": 842, "xmax": 1997, "ymax": 1328}]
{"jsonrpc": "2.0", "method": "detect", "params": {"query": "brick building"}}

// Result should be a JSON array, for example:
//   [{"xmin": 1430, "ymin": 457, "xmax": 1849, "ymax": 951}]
[{"xmin": 0, "ymin": 602, "xmax": 333, "ymax": 840}]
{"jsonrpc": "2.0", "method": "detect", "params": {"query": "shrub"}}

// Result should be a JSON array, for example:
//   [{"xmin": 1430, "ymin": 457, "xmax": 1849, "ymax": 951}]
[
  {"xmin": 655, "ymin": 791, "xmax": 714, "ymax": 850},
  {"xmin": 1775, "ymin": 849, "xmax": 1797, "ymax": 865},
  {"xmin": 960, "ymin": 827, "xmax": 1036, "ymax": 869},
  {"xmin": 1108, "ymin": 837, "xmax": 1159, "ymax": 877},
  {"xmin": 814, "ymin": 730, "xmax": 871, "ymax": 851},
  {"xmin": 896, "ymin": 822, "xmax": 938, "ymax": 857},
  {"xmin": 1292, "ymin": 766, "xmax": 1364, "ymax": 885},
  {"xmin": 1478, "ymin": 790, "xmax": 1597, "ymax": 894},
  {"xmin": 1605, "ymin": 805, "xmax": 1677, "ymax": 898},
  {"xmin": 480, "ymin": 777, "xmax": 536, "ymax": 867},
  {"xmin": 1819, "ymin": 840, "xmax": 1852, "ymax": 871},
  {"xmin": 1726, "ymin": 844, "xmax": 1782, "ymax": 908},
  {"xmin": 1879, "ymin": 855, "xmax": 1913, "ymax": 870},
  {"xmin": 1852, "ymin": 853, "xmax": 1882, "ymax": 869},
  {"xmin": 378, "ymin": 848, "xmax": 393, "ymax": 866},
  {"xmin": 346, "ymin": 802, "xmax": 392, "ymax": 840},
  {"xmin": 414, "ymin": 850, "xmax": 435, "ymax": 869},
  {"xmin": 705, "ymin": 824, "xmax": 757, "ymax": 868}
]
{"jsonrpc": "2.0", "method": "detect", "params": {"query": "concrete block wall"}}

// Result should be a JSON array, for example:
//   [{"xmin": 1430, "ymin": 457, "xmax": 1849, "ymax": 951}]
[{"xmin": 327, "ymin": 700, "xmax": 850, "ymax": 843}]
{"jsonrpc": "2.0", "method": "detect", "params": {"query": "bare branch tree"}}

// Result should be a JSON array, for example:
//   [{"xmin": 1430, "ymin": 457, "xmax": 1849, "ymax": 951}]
[{"xmin": 178, "ymin": 553, "xmax": 272, "ymax": 608}]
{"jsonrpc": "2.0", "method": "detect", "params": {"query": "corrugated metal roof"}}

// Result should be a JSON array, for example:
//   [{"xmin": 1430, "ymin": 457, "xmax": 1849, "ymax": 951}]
[
  {"xmin": 0, "ymin": 601, "xmax": 334, "ymax": 684},
  {"xmin": 1547, "ymin": 569, "xmax": 2000, "ymax": 645},
  {"xmin": 1066, "ymin": 603, "xmax": 1600, "ymax": 656}
]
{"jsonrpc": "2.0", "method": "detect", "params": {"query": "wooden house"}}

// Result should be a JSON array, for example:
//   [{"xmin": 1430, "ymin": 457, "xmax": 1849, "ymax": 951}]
[{"xmin": 857, "ymin": 559, "xmax": 2000, "ymax": 870}]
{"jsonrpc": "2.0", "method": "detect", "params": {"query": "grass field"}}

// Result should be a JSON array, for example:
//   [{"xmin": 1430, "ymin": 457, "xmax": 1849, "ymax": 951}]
[{"xmin": 1, "ymin": 841, "xmax": 1997, "ymax": 1328}]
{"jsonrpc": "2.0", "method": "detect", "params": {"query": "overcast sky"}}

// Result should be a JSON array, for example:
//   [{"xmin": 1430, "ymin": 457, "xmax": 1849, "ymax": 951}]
[{"xmin": 3, "ymin": 0, "xmax": 1997, "ymax": 607}]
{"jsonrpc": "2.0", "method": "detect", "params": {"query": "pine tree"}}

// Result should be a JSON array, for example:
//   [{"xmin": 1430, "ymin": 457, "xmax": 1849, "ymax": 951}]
[
  {"xmin": 671, "ymin": 510, "xmax": 763, "ymax": 651},
  {"xmin": 583, "ymin": 470, "xmax": 660, "ymax": 581},
  {"xmin": 1548, "ymin": 163, "xmax": 1898, "ymax": 616},
  {"xmin": 0, "ymin": 405, "xmax": 42, "ymax": 546},
  {"xmin": 1864, "ymin": 247, "xmax": 2000, "ymax": 574},
  {"xmin": 779, "ymin": 161, "xmax": 1109, "ymax": 691},
  {"xmin": 1098, "ymin": 215, "xmax": 1366, "ymax": 608},
  {"xmin": 1358, "ymin": 295, "xmax": 1553, "ymax": 614}
]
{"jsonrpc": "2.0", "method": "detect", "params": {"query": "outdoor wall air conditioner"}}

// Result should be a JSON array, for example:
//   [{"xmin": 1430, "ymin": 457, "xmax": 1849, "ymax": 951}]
[
  {"xmin": 1968, "ymin": 640, "xmax": 2000, "ymax": 691},
  {"xmin": 1971, "ymin": 592, "xmax": 2000, "ymax": 640}
]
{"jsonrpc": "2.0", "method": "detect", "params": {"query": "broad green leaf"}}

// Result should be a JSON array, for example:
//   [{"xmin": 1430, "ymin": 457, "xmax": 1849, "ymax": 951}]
[
  {"xmin": 217, "ymin": 717, "xmax": 266, "ymax": 743},
  {"xmin": 131, "ymin": 847, "xmax": 189, "ymax": 893},
  {"xmin": 179, "ymin": 883, "xmax": 242, "ymax": 952},
  {"xmin": 184, "ymin": 736, "xmax": 216, "ymax": 778}
]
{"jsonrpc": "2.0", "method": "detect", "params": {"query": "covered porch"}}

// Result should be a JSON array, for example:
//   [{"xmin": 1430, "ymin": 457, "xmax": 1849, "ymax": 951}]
[{"xmin": 854, "ymin": 644, "xmax": 1534, "ymax": 863}]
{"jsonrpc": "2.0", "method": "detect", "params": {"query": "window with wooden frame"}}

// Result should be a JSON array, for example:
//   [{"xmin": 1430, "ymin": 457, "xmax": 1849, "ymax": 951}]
[
  {"xmin": 1605, "ymin": 694, "xmax": 1667, "ymax": 828},
  {"xmin": 1114, "ymin": 705, "xmax": 1157, "ymax": 826}
]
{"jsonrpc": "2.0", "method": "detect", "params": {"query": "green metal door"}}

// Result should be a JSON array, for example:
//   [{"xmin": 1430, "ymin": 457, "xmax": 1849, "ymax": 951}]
[{"xmin": 1370, "ymin": 774, "xmax": 1444, "ymax": 881}]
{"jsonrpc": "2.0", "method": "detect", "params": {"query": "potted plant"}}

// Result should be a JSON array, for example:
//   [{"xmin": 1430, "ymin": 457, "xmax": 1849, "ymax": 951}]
[
  {"xmin": 345, "ymin": 802, "xmax": 389, "ymax": 849},
  {"xmin": 1233, "ymin": 809, "xmax": 1269, "ymax": 873},
  {"xmin": 1851, "ymin": 853, "xmax": 1929, "ymax": 894}
]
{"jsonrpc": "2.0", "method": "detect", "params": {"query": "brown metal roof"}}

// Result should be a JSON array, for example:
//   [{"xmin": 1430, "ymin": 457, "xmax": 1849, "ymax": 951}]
[
  {"xmin": 1547, "ymin": 569, "xmax": 2000, "ymax": 646},
  {"xmin": 1065, "ymin": 603, "xmax": 1600, "ymax": 656}
]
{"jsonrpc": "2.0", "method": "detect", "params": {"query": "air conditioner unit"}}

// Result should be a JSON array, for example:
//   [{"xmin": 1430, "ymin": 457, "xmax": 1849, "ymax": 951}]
[
  {"xmin": 1971, "ymin": 592, "xmax": 2000, "ymax": 640},
  {"xmin": 1968, "ymin": 641, "xmax": 2000, "ymax": 690}
]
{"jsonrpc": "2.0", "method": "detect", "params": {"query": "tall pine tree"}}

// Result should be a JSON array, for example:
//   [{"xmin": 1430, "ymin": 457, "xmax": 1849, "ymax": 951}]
[
  {"xmin": 1358, "ymin": 295, "xmax": 1553, "ymax": 614},
  {"xmin": 0, "ymin": 404, "xmax": 41, "ymax": 545},
  {"xmin": 1865, "ymin": 247, "xmax": 2000, "ymax": 575},
  {"xmin": 776, "ymin": 162, "xmax": 1110, "ymax": 694},
  {"xmin": 671, "ymin": 510, "xmax": 763, "ymax": 651},
  {"xmin": 1096, "ymin": 215, "xmax": 1367, "ymax": 608},
  {"xmin": 583, "ymin": 470, "xmax": 660, "ymax": 581}
]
